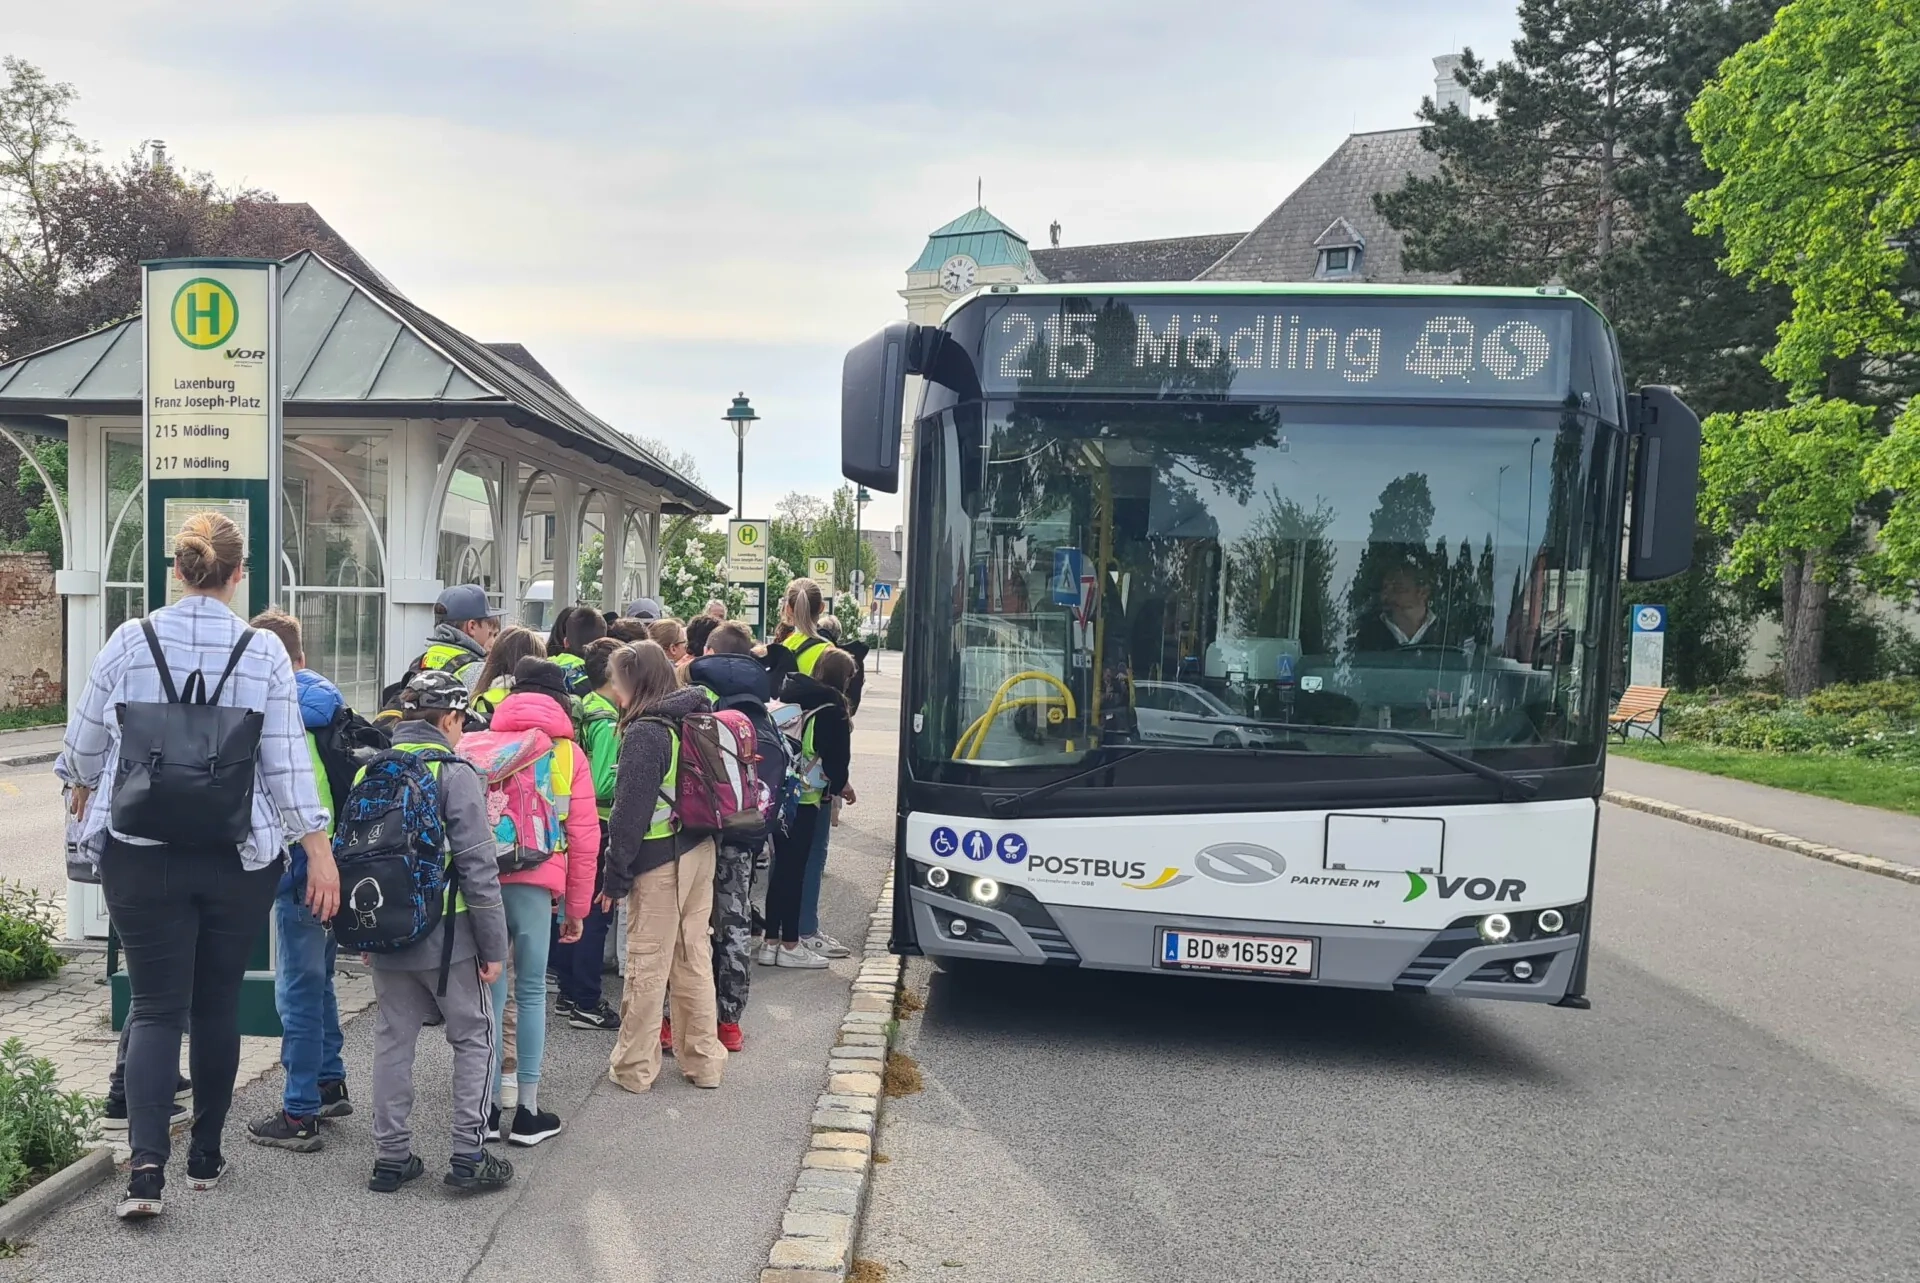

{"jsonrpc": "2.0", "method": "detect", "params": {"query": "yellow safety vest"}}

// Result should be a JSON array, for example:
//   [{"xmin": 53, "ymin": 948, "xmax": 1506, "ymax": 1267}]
[
  {"xmin": 647, "ymin": 730, "xmax": 680, "ymax": 840},
  {"xmin": 783, "ymin": 632, "xmax": 830, "ymax": 677}
]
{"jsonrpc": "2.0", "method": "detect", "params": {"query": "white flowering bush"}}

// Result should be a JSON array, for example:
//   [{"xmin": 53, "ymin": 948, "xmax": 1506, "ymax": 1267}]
[{"xmin": 660, "ymin": 536, "xmax": 746, "ymax": 622}]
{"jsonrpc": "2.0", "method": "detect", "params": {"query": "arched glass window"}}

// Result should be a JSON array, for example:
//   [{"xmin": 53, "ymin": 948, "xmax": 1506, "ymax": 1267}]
[
  {"xmin": 104, "ymin": 432, "xmax": 146, "ymax": 636},
  {"xmin": 438, "ymin": 451, "xmax": 501, "ymax": 604},
  {"xmin": 281, "ymin": 432, "xmax": 389, "ymax": 712},
  {"xmin": 578, "ymin": 490, "xmax": 610, "ymax": 611},
  {"xmin": 621, "ymin": 510, "xmax": 651, "ymax": 606}
]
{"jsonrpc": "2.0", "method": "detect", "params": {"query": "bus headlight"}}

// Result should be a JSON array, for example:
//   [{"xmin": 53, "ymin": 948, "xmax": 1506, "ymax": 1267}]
[
  {"xmin": 1511, "ymin": 959, "xmax": 1535, "ymax": 981},
  {"xmin": 948, "ymin": 918, "xmax": 969, "ymax": 937},
  {"xmin": 1478, "ymin": 913, "xmax": 1513, "ymax": 944},
  {"xmin": 925, "ymin": 866, "xmax": 950, "ymax": 890},
  {"xmin": 969, "ymin": 878, "xmax": 1001, "ymax": 905},
  {"xmin": 1537, "ymin": 908, "xmax": 1564, "ymax": 934}
]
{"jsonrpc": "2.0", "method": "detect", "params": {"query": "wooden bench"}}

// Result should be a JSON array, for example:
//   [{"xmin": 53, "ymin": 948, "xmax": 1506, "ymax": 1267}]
[{"xmin": 1608, "ymin": 684, "xmax": 1669, "ymax": 742}]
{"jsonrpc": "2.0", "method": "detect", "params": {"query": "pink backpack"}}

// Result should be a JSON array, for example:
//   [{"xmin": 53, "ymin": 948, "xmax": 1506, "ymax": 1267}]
[
  {"xmin": 457, "ymin": 727, "xmax": 572, "ymax": 873},
  {"xmin": 644, "ymin": 708, "xmax": 768, "ymax": 845}
]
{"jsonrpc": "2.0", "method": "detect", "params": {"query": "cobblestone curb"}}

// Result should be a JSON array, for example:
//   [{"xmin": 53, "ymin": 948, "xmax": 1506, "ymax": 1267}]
[
  {"xmin": 760, "ymin": 872, "xmax": 900, "ymax": 1282},
  {"xmin": 1605, "ymin": 789, "xmax": 1920, "ymax": 886},
  {"xmin": 0, "ymin": 1146, "xmax": 114, "ymax": 1244},
  {"xmin": 0, "ymin": 748, "xmax": 60, "ymax": 770}
]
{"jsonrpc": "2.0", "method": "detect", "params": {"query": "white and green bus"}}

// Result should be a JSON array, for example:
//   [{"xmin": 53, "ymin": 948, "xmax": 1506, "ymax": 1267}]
[{"xmin": 842, "ymin": 283, "xmax": 1698, "ymax": 1006}]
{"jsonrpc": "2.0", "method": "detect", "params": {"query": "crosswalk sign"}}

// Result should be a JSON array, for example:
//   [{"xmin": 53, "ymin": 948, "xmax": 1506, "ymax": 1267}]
[
  {"xmin": 1051, "ymin": 549, "xmax": 1085, "ymax": 606},
  {"xmin": 874, "ymin": 582, "xmax": 893, "ymax": 601}
]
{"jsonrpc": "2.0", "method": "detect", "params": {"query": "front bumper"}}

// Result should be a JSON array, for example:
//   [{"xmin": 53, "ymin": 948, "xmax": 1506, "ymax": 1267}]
[{"xmin": 907, "ymin": 883, "xmax": 1583, "ymax": 1003}]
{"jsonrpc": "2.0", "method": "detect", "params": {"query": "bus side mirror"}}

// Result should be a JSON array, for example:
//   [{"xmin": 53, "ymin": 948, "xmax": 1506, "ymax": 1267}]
[
  {"xmin": 1625, "ymin": 385, "xmax": 1700, "ymax": 582},
  {"xmin": 842, "ymin": 322, "xmax": 917, "ymax": 494}
]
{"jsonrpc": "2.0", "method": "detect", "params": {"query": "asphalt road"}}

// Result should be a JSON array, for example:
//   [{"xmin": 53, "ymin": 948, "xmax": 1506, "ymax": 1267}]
[
  {"xmin": 863, "ymin": 803, "xmax": 1920, "ymax": 1283},
  {"xmin": 2, "ymin": 678, "xmax": 901, "ymax": 1283}
]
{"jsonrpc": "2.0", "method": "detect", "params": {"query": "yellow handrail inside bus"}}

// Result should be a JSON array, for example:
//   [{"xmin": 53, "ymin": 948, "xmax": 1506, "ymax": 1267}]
[{"xmin": 952, "ymin": 669, "xmax": 1079, "ymax": 760}]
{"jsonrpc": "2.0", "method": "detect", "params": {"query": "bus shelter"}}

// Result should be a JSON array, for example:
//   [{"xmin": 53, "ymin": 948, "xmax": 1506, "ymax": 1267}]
[{"xmin": 0, "ymin": 249, "xmax": 725, "ymax": 951}]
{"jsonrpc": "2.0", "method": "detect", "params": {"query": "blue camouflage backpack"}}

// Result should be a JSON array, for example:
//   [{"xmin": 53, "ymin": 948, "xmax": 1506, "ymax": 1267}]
[{"xmin": 330, "ymin": 745, "xmax": 462, "ymax": 989}]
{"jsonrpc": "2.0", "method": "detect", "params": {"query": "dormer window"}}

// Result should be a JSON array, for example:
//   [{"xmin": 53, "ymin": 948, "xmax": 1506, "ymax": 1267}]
[{"xmin": 1313, "ymin": 217, "xmax": 1365, "ymax": 280}]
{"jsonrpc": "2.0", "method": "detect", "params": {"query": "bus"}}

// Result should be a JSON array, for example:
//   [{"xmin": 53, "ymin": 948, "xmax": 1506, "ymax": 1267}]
[{"xmin": 840, "ymin": 283, "xmax": 1698, "ymax": 1007}]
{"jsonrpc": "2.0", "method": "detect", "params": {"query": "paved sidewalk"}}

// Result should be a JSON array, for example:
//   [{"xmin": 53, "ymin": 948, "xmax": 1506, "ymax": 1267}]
[
  {"xmin": 0, "ymin": 722, "xmax": 65, "ymax": 768},
  {"xmin": 1605, "ymin": 755, "xmax": 1920, "ymax": 870}
]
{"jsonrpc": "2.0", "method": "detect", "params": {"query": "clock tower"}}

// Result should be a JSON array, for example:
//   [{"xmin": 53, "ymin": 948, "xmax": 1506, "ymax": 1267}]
[{"xmin": 896, "ymin": 206, "xmax": 1039, "ymax": 577}]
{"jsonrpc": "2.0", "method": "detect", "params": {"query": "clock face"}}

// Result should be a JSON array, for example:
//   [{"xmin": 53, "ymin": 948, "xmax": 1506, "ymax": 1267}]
[{"xmin": 940, "ymin": 254, "xmax": 977, "ymax": 294}]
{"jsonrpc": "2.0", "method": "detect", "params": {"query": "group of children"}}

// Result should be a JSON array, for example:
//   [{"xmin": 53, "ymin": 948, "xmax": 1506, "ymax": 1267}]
[{"xmin": 243, "ymin": 576, "xmax": 859, "ymax": 1194}]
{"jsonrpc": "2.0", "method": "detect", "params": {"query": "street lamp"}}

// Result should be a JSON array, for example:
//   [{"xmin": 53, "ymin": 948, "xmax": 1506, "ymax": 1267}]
[{"xmin": 723, "ymin": 393, "xmax": 759, "ymax": 517}]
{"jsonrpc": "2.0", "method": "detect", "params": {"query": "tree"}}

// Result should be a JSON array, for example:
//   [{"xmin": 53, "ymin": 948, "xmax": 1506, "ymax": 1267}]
[
  {"xmin": 805, "ymin": 485, "xmax": 879, "ymax": 596},
  {"xmin": 658, "ymin": 533, "xmax": 745, "ymax": 623},
  {"xmin": 1690, "ymin": 0, "xmax": 1920, "ymax": 591},
  {"xmin": 1699, "ymin": 399, "xmax": 1876, "ymax": 695}
]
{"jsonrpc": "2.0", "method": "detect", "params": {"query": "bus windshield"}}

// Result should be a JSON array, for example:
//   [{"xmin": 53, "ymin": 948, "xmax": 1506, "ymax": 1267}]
[{"xmin": 907, "ymin": 398, "xmax": 1622, "ymax": 781}]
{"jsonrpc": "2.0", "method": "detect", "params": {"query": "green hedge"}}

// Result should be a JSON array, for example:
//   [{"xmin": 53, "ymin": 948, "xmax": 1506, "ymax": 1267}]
[
  {"xmin": 1662, "ymin": 679, "xmax": 1920, "ymax": 762},
  {"xmin": 0, "ymin": 883, "xmax": 63, "ymax": 988},
  {"xmin": 0, "ymin": 1038, "xmax": 98, "ymax": 1204}
]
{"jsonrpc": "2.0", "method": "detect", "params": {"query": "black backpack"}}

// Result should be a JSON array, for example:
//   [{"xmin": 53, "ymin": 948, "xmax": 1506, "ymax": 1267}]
[
  {"xmin": 313, "ymin": 706, "xmax": 390, "ymax": 820},
  {"xmin": 330, "ymin": 746, "xmax": 464, "ymax": 994},
  {"xmin": 111, "ymin": 622, "xmax": 262, "ymax": 848}
]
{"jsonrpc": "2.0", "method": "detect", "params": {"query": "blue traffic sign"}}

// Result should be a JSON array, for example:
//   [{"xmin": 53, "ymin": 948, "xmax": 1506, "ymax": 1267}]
[
  {"xmin": 1631, "ymin": 604, "xmax": 1667, "ymax": 633},
  {"xmin": 961, "ymin": 830, "xmax": 993, "ymax": 862},
  {"xmin": 1051, "ymin": 549, "xmax": 1086, "ymax": 606},
  {"xmin": 995, "ymin": 833, "xmax": 1028, "ymax": 864},
  {"xmin": 874, "ymin": 582, "xmax": 893, "ymax": 601},
  {"xmin": 929, "ymin": 826, "xmax": 958, "ymax": 858}
]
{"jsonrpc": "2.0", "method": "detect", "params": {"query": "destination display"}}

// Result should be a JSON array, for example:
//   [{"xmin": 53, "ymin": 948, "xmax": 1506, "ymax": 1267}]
[{"xmin": 978, "ymin": 297, "xmax": 1573, "ymax": 401}]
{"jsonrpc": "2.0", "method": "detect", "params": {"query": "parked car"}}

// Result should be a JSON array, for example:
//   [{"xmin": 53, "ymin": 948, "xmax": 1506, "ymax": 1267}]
[{"xmin": 1132, "ymin": 680, "xmax": 1272, "ymax": 747}]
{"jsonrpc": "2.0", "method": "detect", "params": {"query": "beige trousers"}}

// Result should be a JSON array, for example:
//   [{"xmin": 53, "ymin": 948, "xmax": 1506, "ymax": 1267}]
[{"xmin": 608, "ymin": 838, "xmax": 727, "ymax": 1092}]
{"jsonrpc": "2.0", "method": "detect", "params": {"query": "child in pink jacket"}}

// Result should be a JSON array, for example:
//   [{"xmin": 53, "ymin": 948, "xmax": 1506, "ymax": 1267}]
[{"xmin": 482, "ymin": 658, "xmax": 600, "ymax": 1146}]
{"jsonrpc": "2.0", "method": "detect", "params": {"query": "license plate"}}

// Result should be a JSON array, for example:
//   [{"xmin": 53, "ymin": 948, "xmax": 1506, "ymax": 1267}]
[{"xmin": 1159, "ymin": 929, "xmax": 1315, "ymax": 976}]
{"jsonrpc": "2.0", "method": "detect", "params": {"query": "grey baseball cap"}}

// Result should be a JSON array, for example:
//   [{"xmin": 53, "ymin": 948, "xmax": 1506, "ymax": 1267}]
[
  {"xmin": 625, "ymin": 596, "xmax": 664, "ymax": 620},
  {"xmin": 436, "ymin": 583, "xmax": 504, "ymax": 622}
]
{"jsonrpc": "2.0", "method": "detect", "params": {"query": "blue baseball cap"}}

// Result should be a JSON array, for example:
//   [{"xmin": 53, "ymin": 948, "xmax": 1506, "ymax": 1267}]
[{"xmin": 436, "ymin": 583, "xmax": 503, "ymax": 623}]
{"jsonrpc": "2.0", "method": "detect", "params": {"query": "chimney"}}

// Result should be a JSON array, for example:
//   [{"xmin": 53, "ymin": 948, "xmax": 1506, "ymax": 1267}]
[
  {"xmin": 1432, "ymin": 54, "xmax": 1470, "ymax": 116},
  {"xmin": 1049, "ymin": 220, "xmax": 1061, "ymax": 249}
]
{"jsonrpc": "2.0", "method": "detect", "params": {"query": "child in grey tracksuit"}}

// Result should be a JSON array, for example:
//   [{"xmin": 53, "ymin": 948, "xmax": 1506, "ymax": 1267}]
[{"xmin": 366, "ymin": 681, "xmax": 513, "ymax": 1194}]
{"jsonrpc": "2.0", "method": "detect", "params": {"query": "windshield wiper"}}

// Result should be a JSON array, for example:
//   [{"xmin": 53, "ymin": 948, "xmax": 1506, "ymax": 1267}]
[
  {"xmin": 985, "ymin": 746, "xmax": 1151, "ymax": 817},
  {"xmin": 1213, "ymin": 718, "xmax": 1541, "ymax": 802}
]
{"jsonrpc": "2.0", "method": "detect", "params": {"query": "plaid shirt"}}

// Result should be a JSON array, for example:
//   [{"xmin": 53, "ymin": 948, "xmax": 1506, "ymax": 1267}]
[{"xmin": 57, "ymin": 595, "xmax": 330, "ymax": 870}]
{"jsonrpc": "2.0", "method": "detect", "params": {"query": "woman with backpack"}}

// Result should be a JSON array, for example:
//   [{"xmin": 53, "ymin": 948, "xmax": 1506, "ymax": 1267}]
[
  {"xmin": 57, "ymin": 511, "xmax": 338, "ymax": 1219},
  {"xmin": 760, "ymin": 648, "xmax": 856, "ymax": 969},
  {"xmin": 600, "ymin": 641, "xmax": 729, "ymax": 1091},
  {"xmin": 475, "ymin": 658, "xmax": 600, "ymax": 1145},
  {"xmin": 766, "ymin": 578, "xmax": 831, "ymax": 686}
]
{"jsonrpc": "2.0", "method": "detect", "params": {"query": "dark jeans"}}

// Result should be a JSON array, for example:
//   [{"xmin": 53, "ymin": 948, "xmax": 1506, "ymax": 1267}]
[
  {"xmin": 765, "ymin": 803, "xmax": 823, "ymax": 944},
  {"xmin": 101, "ymin": 840, "xmax": 280, "ymax": 1171},
  {"xmin": 553, "ymin": 898, "xmax": 615, "ymax": 1008}
]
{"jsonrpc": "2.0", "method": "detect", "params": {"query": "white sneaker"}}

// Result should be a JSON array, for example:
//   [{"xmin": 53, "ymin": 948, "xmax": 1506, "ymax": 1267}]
[
  {"xmin": 802, "ymin": 932, "xmax": 852, "ymax": 959},
  {"xmin": 775, "ymin": 943, "xmax": 829, "ymax": 969},
  {"xmin": 754, "ymin": 941, "xmax": 780, "ymax": 967}
]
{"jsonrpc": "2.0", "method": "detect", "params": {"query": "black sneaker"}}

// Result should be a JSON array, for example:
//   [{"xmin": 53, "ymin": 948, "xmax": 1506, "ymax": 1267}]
[
  {"xmin": 553, "ymin": 993, "xmax": 577, "ymax": 1018},
  {"xmin": 247, "ymin": 1111, "xmax": 322, "ymax": 1153},
  {"xmin": 175, "ymin": 1075, "xmax": 193, "ymax": 1104},
  {"xmin": 185, "ymin": 1151, "xmax": 226, "ymax": 1191},
  {"xmin": 445, "ymin": 1150, "xmax": 513, "ymax": 1191},
  {"xmin": 116, "ymin": 1167, "xmax": 164, "ymax": 1220},
  {"xmin": 317, "ymin": 1080, "xmax": 353, "ymax": 1120},
  {"xmin": 568, "ymin": 999, "xmax": 620, "ymax": 1031},
  {"xmin": 100, "ymin": 1096, "xmax": 191, "ymax": 1134},
  {"xmin": 507, "ymin": 1106, "xmax": 563, "ymax": 1147},
  {"xmin": 483, "ymin": 1105, "xmax": 502, "ymax": 1143},
  {"xmin": 368, "ymin": 1154, "xmax": 424, "ymax": 1193}
]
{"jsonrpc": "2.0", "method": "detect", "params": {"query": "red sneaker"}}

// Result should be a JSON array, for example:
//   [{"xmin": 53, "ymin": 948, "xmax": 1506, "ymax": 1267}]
[
  {"xmin": 660, "ymin": 1020, "xmax": 672, "ymax": 1052},
  {"xmin": 717, "ymin": 1022, "xmax": 744, "ymax": 1052}
]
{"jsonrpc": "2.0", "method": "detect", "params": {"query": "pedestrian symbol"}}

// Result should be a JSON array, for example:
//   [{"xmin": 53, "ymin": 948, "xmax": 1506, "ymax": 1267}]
[
  {"xmin": 874, "ymin": 582, "xmax": 893, "ymax": 601},
  {"xmin": 930, "ymin": 826, "xmax": 958, "ymax": 858},
  {"xmin": 962, "ymin": 830, "xmax": 993, "ymax": 862},
  {"xmin": 995, "ymin": 833, "xmax": 1027, "ymax": 865},
  {"xmin": 1051, "ymin": 549, "xmax": 1085, "ymax": 606}
]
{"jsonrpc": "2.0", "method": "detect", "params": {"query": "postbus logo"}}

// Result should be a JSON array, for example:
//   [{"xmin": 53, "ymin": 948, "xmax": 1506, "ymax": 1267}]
[{"xmin": 170, "ymin": 277, "xmax": 239, "ymax": 350}]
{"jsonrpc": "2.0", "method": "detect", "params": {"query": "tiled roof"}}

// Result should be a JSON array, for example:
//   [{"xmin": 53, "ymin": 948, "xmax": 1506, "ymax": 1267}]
[
  {"xmin": 0, "ymin": 252, "xmax": 725, "ymax": 514},
  {"xmin": 484, "ymin": 342, "xmax": 569, "ymax": 394},
  {"xmin": 1030, "ymin": 232, "xmax": 1246, "ymax": 284},
  {"xmin": 861, "ymin": 529, "xmax": 903, "ymax": 586},
  {"xmin": 1203, "ymin": 128, "xmax": 1448, "ymax": 284},
  {"xmin": 908, "ymin": 206, "xmax": 1037, "ymax": 273}
]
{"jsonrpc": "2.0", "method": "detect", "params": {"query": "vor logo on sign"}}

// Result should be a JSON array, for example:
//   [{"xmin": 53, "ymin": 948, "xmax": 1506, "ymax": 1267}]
[{"xmin": 171, "ymin": 277, "xmax": 239, "ymax": 350}]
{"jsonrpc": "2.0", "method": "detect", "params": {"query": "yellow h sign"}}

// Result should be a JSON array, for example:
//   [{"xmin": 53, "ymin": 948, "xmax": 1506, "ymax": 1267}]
[{"xmin": 170, "ymin": 278, "xmax": 239, "ymax": 349}]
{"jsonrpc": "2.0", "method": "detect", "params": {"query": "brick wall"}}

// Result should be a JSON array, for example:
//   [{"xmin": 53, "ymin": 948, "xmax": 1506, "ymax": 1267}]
[{"xmin": 0, "ymin": 551, "xmax": 62, "ymax": 709}]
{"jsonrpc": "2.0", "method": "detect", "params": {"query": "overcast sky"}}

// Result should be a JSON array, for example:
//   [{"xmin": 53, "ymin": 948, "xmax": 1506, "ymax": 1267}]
[{"xmin": 8, "ymin": 0, "xmax": 1521, "ymax": 530}]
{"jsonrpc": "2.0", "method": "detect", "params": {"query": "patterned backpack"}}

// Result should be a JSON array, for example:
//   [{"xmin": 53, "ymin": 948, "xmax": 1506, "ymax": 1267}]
[
  {"xmin": 330, "ymin": 746, "xmax": 461, "ymax": 988},
  {"xmin": 456, "ymin": 728, "xmax": 573, "ymax": 874},
  {"xmin": 645, "ymin": 708, "xmax": 767, "ymax": 844}
]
